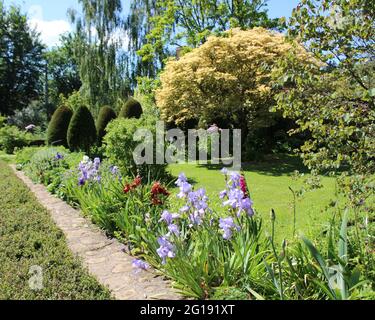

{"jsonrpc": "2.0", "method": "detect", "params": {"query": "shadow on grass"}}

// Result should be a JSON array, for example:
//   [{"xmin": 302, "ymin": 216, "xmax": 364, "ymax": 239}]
[{"xmin": 197, "ymin": 154, "xmax": 309, "ymax": 176}]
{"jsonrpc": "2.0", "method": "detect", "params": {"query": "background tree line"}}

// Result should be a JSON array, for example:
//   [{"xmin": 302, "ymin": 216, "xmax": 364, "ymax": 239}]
[{"xmin": 0, "ymin": 0, "xmax": 282, "ymax": 118}]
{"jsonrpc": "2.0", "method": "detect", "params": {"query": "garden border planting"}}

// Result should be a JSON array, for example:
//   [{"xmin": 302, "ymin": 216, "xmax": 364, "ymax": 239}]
[{"xmin": 10, "ymin": 164, "xmax": 181, "ymax": 300}]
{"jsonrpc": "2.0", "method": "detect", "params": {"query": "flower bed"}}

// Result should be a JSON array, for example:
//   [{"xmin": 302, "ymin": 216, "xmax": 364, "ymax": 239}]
[{"xmin": 15, "ymin": 147, "xmax": 375, "ymax": 300}]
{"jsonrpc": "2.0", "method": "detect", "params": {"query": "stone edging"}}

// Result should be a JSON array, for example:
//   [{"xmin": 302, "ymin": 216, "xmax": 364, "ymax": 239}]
[{"xmin": 10, "ymin": 165, "xmax": 181, "ymax": 300}]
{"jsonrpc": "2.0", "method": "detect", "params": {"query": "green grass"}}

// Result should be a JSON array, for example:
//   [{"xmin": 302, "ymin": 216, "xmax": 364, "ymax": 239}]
[
  {"xmin": 168, "ymin": 155, "xmax": 340, "ymax": 241},
  {"xmin": 0, "ymin": 160, "xmax": 112, "ymax": 300},
  {"xmin": 0, "ymin": 150, "xmax": 15, "ymax": 163}
]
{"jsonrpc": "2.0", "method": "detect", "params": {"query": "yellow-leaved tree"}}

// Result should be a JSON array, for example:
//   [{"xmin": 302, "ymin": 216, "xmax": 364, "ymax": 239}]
[{"xmin": 156, "ymin": 27, "xmax": 314, "ymax": 156}]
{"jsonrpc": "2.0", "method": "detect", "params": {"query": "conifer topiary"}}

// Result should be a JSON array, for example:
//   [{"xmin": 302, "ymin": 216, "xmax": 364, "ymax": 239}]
[
  {"xmin": 96, "ymin": 106, "xmax": 117, "ymax": 144},
  {"xmin": 47, "ymin": 105, "xmax": 73, "ymax": 147},
  {"xmin": 67, "ymin": 105, "xmax": 97, "ymax": 152},
  {"xmin": 119, "ymin": 98, "xmax": 143, "ymax": 119}
]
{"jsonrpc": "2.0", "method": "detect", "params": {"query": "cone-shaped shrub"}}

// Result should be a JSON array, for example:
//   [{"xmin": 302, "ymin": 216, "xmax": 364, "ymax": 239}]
[
  {"xmin": 96, "ymin": 106, "xmax": 117, "ymax": 144},
  {"xmin": 47, "ymin": 105, "xmax": 73, "ymax": 147},
  {"xmin": 67, "ymin": 105, "xmax": 97, "ymax": 152},
  {"xmin": 119, "ymin": 98, "xmax": 143, "ymax": 119}
]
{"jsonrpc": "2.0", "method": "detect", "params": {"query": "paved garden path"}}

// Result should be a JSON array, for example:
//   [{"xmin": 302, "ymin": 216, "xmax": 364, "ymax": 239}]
[{"xmin": 10, "ymin": 165, "xmax": 180, "ymax": 300}]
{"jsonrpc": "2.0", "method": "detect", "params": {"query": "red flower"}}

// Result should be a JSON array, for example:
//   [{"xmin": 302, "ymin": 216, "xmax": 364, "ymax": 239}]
[
  {"xmin": 132, "ymin": 175, "xmax": 142, "ymax": 188},
  {"xmin": 123, "ymin": 184, "xmax": 131, "ymax": 193},
  {"xmin": 239, "ymin": 175, "xmax": 249, "ymax": 198},
  {"xmin": 150, "ymin": 181, "xmax": 170, "ymax": 205},
  {"xmin": 151, "ymin": 197, "xmax": 162, "ymax": 205},
  {"xmin": 123, "ymin": 175, "xmax": 142, "ymax": 194}
]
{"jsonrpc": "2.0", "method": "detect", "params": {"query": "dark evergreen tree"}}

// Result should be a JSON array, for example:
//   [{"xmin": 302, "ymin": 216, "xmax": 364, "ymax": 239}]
[
  {"xmin": 67, "ymin": 105, "xmax": 97, "ymax": 152},
  {"xmin": 96, "ymin": 106, "xmax": 116, "ymax": 144},
  {"xmin": 119, "ymin": 98, "xmax": 143, "ymax": 119},
  {"xmin": 47, "ymin": 105, "xmax": 73, "ymax": 147}
]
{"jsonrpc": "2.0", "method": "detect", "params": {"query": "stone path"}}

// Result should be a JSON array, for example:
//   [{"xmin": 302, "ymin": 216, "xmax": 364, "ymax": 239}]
[{"xmin": 10, "ymin": 165, "xmax": 180, "ymax": 300}]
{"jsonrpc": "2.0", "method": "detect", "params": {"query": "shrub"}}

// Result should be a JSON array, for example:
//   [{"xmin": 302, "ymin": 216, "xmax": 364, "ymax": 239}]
[
  {"xmin": 58, "ymin": 91, "xmax": 90, "ymax": 114},
  {"xmin": 0, "ymin": 125, "xmax": 32, "ymax": 154},
  {"xmin": 119, "ymin": 98, "xmax": 143, "ymax": 119},
  {"xmin": 47, "ymin": 105, "xmax": 73, "ymax": 147},
  {"xmin": 23, "ymin": 147, "xmax": 70, "ymax": 185},
  {"xmin": 96, "ymin": 106, "xmax": 117, "ymax": 144},
  {"xmin": 0, "ymin": 115, "xmax": 7, "ymax": 128},
  {"xmin": 8, "ymin": 100, "xmax": 51, "ymax": 130},
  {"xmin": 67, "ymin": 105, "xmax": 97, "ymax": 152},
  {"xmin": 104, "ymin": 117, "xmax": 168, "ymax": 180},
  {"xmin": 15, "ymin": 146, "xmax": 44, "ymax": 167}
]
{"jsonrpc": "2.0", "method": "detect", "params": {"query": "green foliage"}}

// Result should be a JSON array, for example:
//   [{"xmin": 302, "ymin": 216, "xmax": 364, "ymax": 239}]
[
  {"xmin": 0, "ymin": 115, "xmax": 6, "ymax": 127},
  {"xmin": 134, "ymin": 77, "xmax": 161, "ymax": 118},
  {"xmin": 47, "ymin": 105, "xmax": 73, "ymax": 147},
  {"xmin": 104, "ymin": 117, "xmax": 167, "ymax": 180},
  {"xmin": 0, "ymin": 161, "xmax": 112, "ymax": 300},
  {"xmin": 0, "ymin": 124, "xmax": 33, "ymax": 154},
  {"xmin": 273, "ymin": 0, "xmax": 375, "ymax": 206},
  {"xmin": 68, "ymin": 0, "xmax": 131, "ymax": 113},
  {"xmin": 46, "ymin": 34, "xmax": 82, "ymax": 106},
  {"xmin": 58, "ymin": 91, "xmax": 89, "ymax": 113},
  {"xmin": 8, "ymin": 100, "xmax": 50, "ymax": 130},
  {"xmin": 18, "ymin": 148, "xmax": 374, "ymax": 299},
  {"xmin": 22, "ymin": 147, "xmax": 70, "ymax": 185},
  {"xmin": 96, "ymin": 106, "xmax": 117, "ymax": 144},
  {"xmin": 0, "ymin": 1, "xmax": 45, "ymax": 115},
  {"xmin": 119, "ymin": 98, "xmax": 143, "ymax": 119},
  {"xmin": 136, "ymin": 0, "xmax": 282, "ymax": 65},
  {"xmin": 67, "ymin": 105, "xmax": 97, "ymax": 152},
  {"xmin": 15, "ymin": 146, "xmax": 44, "ymax": 167}
]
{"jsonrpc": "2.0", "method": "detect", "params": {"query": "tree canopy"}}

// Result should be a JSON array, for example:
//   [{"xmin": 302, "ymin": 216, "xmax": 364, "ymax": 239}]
[
  {"xmin": 0, "ymin": 1, "xmax": 45, "ymax": 115},
  {"xmin": 127, "ymin": 0, "xmax": 283, "ymax": 82},
  {"xmin": 274, "ymin": 0, "xmax": 375, "ymax": 176},
  {"xmin": 156, "ymin": 28, "xmax": 311, "ymax": 137},
  {"xmin": 68, "ymin": 0, "xmax": 130, "ymax": 115}
]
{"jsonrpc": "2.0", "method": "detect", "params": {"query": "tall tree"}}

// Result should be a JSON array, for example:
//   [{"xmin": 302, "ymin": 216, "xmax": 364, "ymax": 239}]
[
  {"xmin": 125, "ymin": 0, "xmax": 165, "ymax": 81},
  {"xmin": 46, "ymin": 34, "xmax": 82, "ymax": 106},
  {"xmin": 273, "ymin": 0, "xmax": 375, "ymax": 199},
  {"xmin": 134, "ymin": 0, "xmax": 282, "ymax": 66},
  {"xmin": 0, "ymin": 1, "xmax": 45, "ymax": 115},
  {"xmin": 69, "ymin": 0, "xmax": 130, "ymax": 115}
]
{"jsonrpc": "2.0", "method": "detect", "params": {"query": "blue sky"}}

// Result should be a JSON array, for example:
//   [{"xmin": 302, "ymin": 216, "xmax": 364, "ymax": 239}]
[{"xmin": 3, "ymin": 0, "xmax": 301, "ymax": 47}]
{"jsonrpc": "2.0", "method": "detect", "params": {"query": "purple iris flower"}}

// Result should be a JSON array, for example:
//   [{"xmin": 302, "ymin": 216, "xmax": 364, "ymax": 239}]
[
  {"xmin": 219, "ymin": 190, "xmax": 227, "ymax": 199},
  {"xmin": 132, "ymin": 259, "xmax": 150, "ymax": 270},
  {"xmin": 93, "ymin": 157, "xmax": 101, "ymax": 170},
  {"xmin": 77, "ymin": 156, "xmax": 101, "ymax": 186},
  {"xmin": 177, "ymin": 181, "xmax": 192, "ymax": 198},
  {"xmin": 223, "ymin": 189, "xmax": 244, "ymax": 209},
  {"xmin": 157, "ymin": 237, "xmax": 175, "ymax": 264},
  {"xmin": 159, "ymin": 210, "xmax": 180, "ymax": 225},
  {"xmin": 229, "ymin": 172, "xmax": 241, "ymax": 188},
  {"xmin": 55, "ymin": 152, "xmax": 64, "ymax": 160},
  {"xmin": 240, "ymin": 197, "xmax": 255, "ymax": 216},
  {"xmin": 179, "ymin": 205, "xmax": 190, "ymax": 213},
  {"xmin": 167, "ymin": 224, "xmax": 180, "ymax": 236},
  {"xmin": 175, "ymin": 173, "xmax": 187, "ymax": 187},
  {"xmin": 78, "ymin": 176, "xmax": 86, "ymax": 186},
  {"xmin": 219, "ymin": 217, "xmax": 240, "ymax": 240},
  {"xmin": 188, "ymin": 210, "xmax": 204, "ymax": 226},
  {"xmin": 109, "ymin": 165, "xmax": 119, "ymax": 175}
]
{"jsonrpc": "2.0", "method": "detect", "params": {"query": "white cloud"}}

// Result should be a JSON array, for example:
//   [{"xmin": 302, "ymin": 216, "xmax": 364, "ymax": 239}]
[{"xmin": 27, "ymin": 5, "xmax": 72, "ymax": 48}]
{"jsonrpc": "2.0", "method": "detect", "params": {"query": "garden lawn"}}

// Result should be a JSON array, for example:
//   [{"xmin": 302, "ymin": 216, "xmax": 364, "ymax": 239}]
[
  {"xmin": 168, "ymin": 155, "xmax": 340, "ymax": 241},
  {"xmin": 0, "ymin": 150, "xmax": 15, "ymax": 163},
  {"xmin": 0, "ymin": 161, "xmax": 112, "ymax": 300}
]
